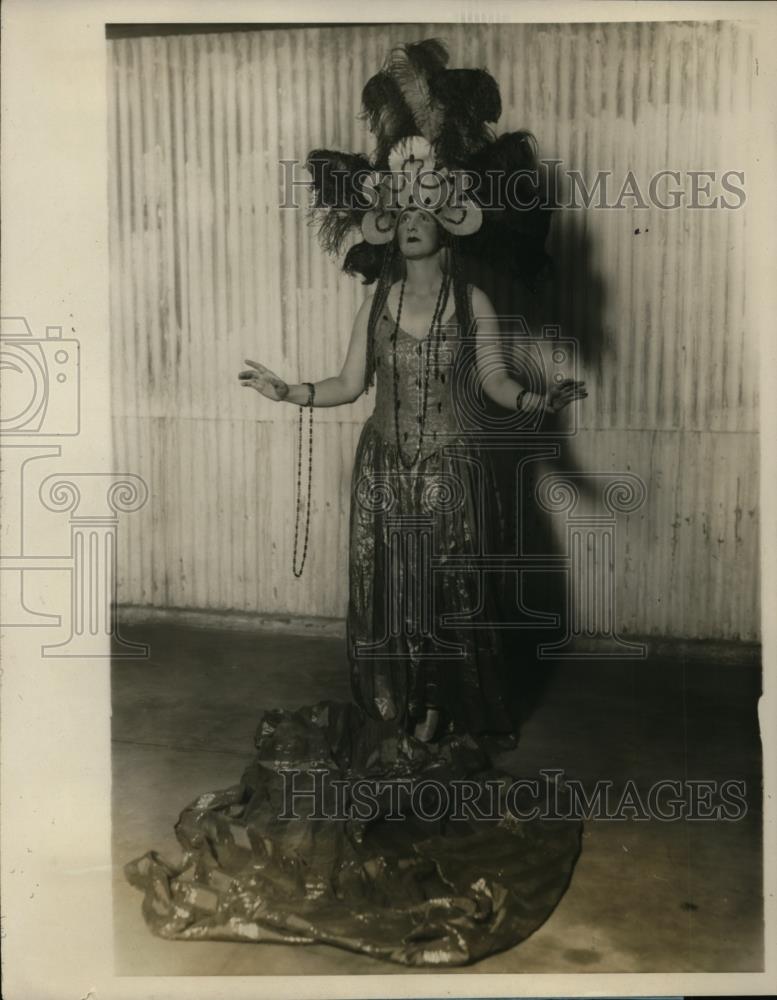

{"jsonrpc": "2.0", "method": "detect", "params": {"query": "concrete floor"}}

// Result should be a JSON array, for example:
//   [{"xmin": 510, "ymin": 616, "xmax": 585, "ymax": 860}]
[{"xmin": 111, "ymin": 623, "xmax": 763, "ymax": 975}]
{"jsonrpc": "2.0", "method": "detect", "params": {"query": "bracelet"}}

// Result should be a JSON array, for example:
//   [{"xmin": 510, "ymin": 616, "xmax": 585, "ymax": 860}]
[
  {"xmin": 515, "ymin": 389, "xmax": 528, "ymax": 412},
  {"xmin": 303, "ymin": 382, "xmax": 316, "ymax": 408}
]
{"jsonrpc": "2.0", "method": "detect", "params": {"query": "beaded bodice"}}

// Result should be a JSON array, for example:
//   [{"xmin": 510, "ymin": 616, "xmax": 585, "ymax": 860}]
[{"xmin": 370, "ymin": 299, "xmax": 465, "ymax": 462}]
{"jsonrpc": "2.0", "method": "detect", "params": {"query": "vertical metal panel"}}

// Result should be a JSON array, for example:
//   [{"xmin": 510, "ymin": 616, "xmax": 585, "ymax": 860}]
[{"xmin": 109, "ymin": 21, "xmax": 759, "ymax": 640}]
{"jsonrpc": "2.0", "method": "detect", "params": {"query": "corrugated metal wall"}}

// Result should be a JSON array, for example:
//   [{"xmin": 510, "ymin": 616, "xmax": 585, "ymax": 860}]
[{"xmin": 108, "ymin": 21, "xmax": 759, "ymax": 640}]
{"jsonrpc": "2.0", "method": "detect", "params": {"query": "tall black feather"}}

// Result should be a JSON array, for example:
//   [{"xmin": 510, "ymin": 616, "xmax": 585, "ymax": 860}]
[
  {"xmin": 359, "ymin": 72, "xmax": 416, "ymax": 168},
  {"xmin": 432, "ymin": 69, "xmax": 502, "ymax": 165},
  {"xmin": 306, "ymin": 150, "xmax": 372, "ymax": 255},
  {"xmin": 306, "ymin": 150, "xmax": 372, "ymax": 208},
  {"xmin": 462, "ymin": 130, "xmax": 555, "ymax": 288}
]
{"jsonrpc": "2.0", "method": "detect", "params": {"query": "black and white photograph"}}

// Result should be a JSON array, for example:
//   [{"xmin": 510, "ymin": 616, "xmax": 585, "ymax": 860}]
[{"xmin": 2, "ymin": 2, "xmax": 776, "ymax": 997}]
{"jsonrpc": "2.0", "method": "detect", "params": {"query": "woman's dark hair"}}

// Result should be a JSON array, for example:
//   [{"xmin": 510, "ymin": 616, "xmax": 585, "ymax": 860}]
[{"xmin": 362, "ymin": 242, "xmax": 396, "ymax": 392}]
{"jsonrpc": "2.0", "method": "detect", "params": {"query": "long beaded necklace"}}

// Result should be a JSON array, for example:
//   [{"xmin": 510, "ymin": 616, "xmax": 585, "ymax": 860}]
[
  {"xmin": 292, "ymin": 385, "xmax": 314, "ymax": 577},
  {"xmin": 390, "ymin": 272, "xmax": 451, "ymax": 469}
]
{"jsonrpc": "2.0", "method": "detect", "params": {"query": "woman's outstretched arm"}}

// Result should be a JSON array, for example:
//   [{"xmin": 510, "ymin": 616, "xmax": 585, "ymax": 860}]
[
  {"xmin": 239, "ymin": 294, "xmax": 373, "ymax": 406},
  {"xmin": 471, "ymin": 286, "xmax": 587, "ymax": 415}
]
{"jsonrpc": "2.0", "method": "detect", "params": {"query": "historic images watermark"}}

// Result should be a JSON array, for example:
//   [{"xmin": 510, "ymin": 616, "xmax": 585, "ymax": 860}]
[
  {"xmin": 279, "ymin": 158, "xmax": 747, "ymax": 212},
  {"xmin": 279, "ymin": 767, "xmax": 749, "ymax": 824},
  {"xmin": 0, "ymin": 316, "xmax": 149, "ymax": 658}
]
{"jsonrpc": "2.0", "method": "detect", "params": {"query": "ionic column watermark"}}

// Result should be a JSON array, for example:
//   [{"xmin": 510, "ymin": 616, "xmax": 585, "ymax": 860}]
[
  {"xmin": 38, "ymin": 473, "xmax": 149, "ymax": 657},
  {"xmin": 535, "ymin": 473, "xmax": 647, "ymax": 659}
]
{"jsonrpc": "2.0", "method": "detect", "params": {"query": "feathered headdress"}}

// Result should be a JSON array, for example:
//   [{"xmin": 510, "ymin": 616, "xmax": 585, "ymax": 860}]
[{"xmin": 306, "ymin": 38, "xmax": 553, "ymax": 287}]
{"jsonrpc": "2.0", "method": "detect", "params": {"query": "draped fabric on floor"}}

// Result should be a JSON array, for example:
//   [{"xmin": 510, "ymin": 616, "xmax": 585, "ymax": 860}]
[{"xmin": 126, "ymin": 700, "xmax": 581, "ymax": 966}]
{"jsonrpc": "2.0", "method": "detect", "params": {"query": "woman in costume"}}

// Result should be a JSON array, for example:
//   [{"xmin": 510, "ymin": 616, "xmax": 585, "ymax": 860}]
[
  {"xmin": 239, "ymin": 42, "xmax": 586, "ymax": 743},
  {"xmin": 127, "ymin": 39, "xmax": 586, "ymax": 966}
]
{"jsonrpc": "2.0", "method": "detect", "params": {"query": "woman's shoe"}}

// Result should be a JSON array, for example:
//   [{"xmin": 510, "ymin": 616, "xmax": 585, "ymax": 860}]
[{"xmin": 413, "ymin": 707, "xmax": 441, "ymax": 743}]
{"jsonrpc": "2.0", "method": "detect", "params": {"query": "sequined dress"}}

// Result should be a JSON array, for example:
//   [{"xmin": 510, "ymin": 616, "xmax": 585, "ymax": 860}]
[{"xmin": 347, "ymin": 290, "xmax": 516, "ymax": 734}]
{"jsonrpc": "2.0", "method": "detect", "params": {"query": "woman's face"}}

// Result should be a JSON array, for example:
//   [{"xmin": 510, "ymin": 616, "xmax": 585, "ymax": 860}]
[{"xmin": 396, "ymin": 208, "xmax": 442, "ymax": 259}]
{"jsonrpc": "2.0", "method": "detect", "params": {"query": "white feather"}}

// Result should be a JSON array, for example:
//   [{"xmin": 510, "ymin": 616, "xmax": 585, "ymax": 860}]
[{"xmin": 386, "ymin": 47, "xmax": 444, "ymax": 142}]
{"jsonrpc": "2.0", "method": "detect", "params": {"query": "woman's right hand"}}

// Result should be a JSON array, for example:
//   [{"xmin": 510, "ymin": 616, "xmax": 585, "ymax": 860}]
[{"xmin": 238, "ymin": 359, "xmax": 289, "ymax": 401}]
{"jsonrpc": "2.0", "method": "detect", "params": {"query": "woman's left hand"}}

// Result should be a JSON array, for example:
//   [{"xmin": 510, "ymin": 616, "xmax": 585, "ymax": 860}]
[{"xmin": 547, "ymin": 379, "xmax": 588, "ymax": 413}]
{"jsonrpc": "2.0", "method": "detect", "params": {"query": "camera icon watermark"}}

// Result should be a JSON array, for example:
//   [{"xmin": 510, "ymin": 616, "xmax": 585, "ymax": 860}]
[
  {"xmin": 453, "ymin": 319, "xmax": 579, "ymax": 438},
  {"xmin": 1, "ymin": 317, "xmax": 80, "ymax": 436}
]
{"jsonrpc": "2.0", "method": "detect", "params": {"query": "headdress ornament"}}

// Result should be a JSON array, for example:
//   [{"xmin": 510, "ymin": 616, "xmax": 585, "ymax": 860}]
[{"xmin": 306, "ymin": 38, "xmax": 553, "ymax": 287}]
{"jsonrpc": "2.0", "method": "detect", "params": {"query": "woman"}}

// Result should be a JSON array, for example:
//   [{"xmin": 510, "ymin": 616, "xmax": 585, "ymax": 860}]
[{"xmin": 239, "ymin": 204, "xmax": 585, "ymax": 743}]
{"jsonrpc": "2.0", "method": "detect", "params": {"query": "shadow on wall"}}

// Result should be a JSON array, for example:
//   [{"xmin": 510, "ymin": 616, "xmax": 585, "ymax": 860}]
[{"xmin": 464, "ymin": 210, "xmax": 610, "ymax": 729}]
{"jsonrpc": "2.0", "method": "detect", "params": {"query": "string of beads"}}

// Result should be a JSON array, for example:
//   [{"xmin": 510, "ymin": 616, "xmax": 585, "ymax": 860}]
[
  {"xmin": 390, "ymin": 271, "xmax": 451, "ymax": 469},
  {"xmin": 292, "ymin": 382, "xmax": 315, "ymax": 577}
]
